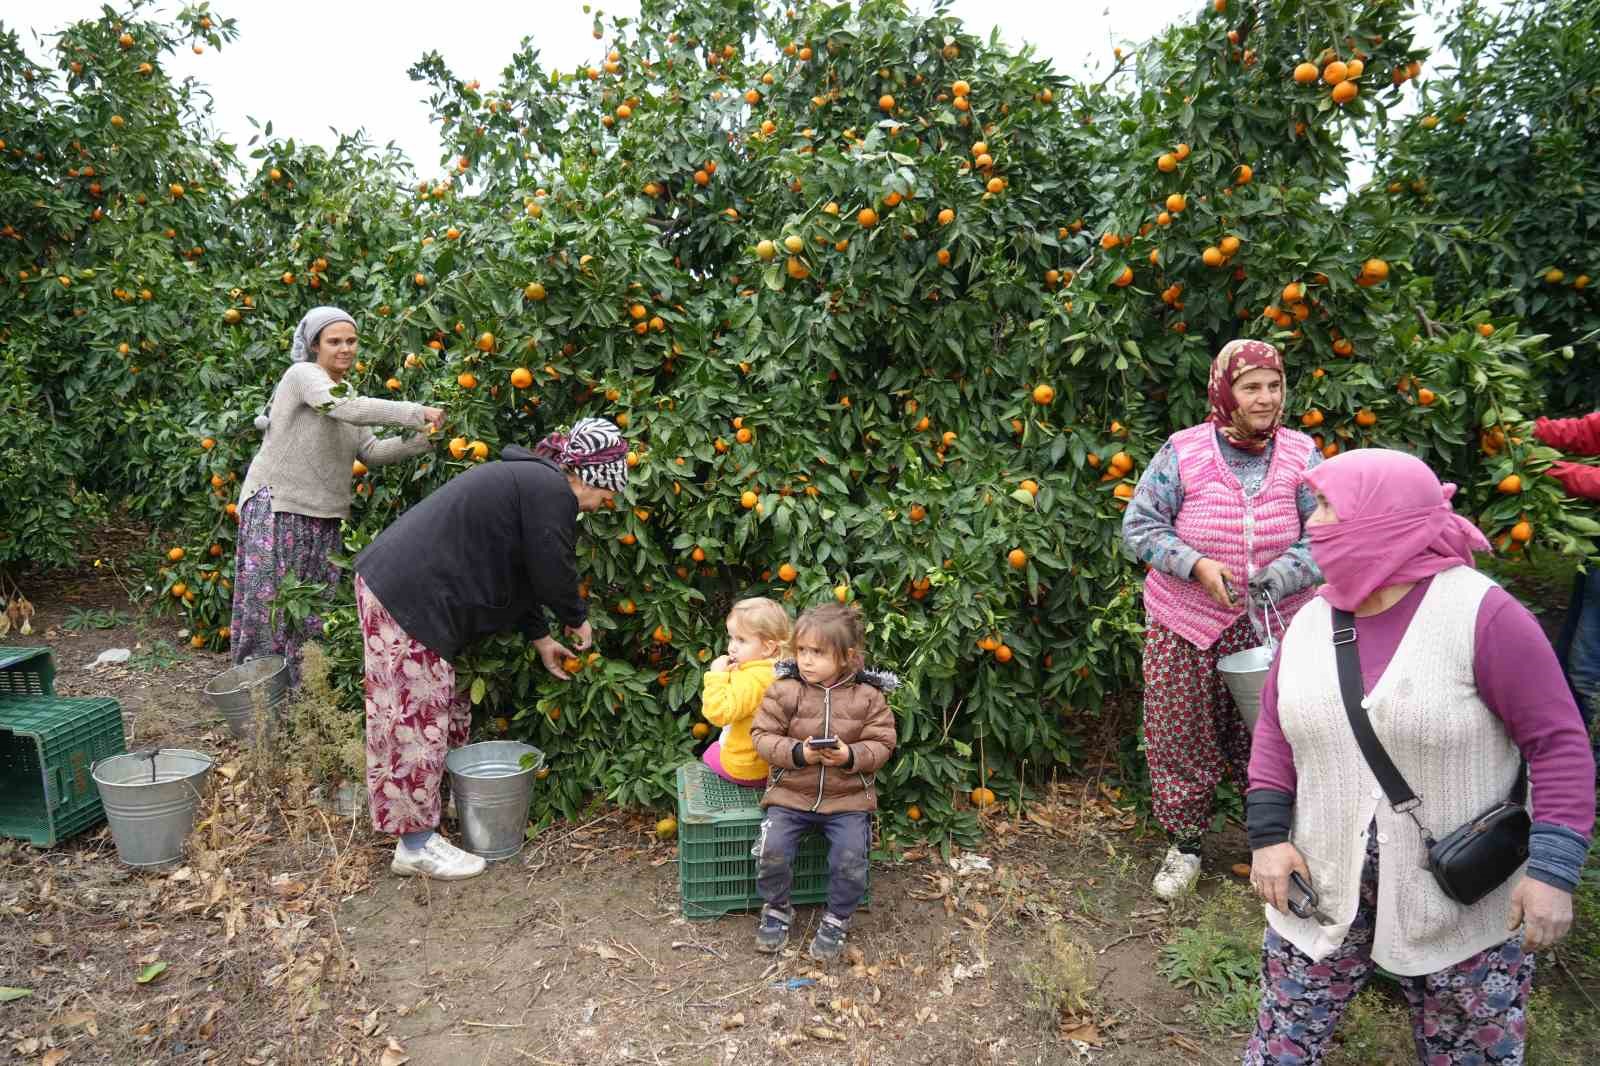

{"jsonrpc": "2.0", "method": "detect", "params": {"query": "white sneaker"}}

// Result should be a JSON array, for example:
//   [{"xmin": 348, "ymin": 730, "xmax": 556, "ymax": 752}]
[
  {"xmin": 1151, "ymin": 846, "xmax": 1202, "ymax": 901},
  {"xmin": 391, "ymin": 834, "xmax": 486, "ymax": 880}
]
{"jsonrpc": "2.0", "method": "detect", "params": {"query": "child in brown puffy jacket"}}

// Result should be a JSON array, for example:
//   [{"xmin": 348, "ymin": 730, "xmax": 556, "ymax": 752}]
[{"xmin": 749, "ymin": 603, "xmax": 897, "ymax": 961}]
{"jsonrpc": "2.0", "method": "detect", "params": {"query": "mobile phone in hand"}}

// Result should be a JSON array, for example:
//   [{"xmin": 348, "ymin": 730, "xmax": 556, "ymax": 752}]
[{"xmin": 805, "ymin": 737, "xmax": 840, "ymax": 749}]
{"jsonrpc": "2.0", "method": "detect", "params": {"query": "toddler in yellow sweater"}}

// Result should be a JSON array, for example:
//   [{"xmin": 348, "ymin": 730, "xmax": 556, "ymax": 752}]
[{"xmin": 701, "ymin": 598, "xmax": 792, "ymax": 787}]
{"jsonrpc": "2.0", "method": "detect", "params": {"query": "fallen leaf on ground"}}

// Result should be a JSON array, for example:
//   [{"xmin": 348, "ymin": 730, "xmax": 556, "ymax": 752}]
[
  {"xmin": 722, "ymin": 1012, "xmax": 745, "ymax": 1030},
  {"xmin": 590, "ymin": 942, "xmax": 623, "ymax": 962},
  {"xmin": 135, "ymin": 961, "xmax": 168, "ymax": 984},
  {"xmin": 0, "ymin": 986, "xmax": 32, "ymax": 1002},
  {"xmin": 42, "ymin": 1049, "xmax": 71, "ymax": 1066},
  {"xmin": 805, "ymin": 1026, "xmax": 846, "ymax": 1042},
  {"xmin": 57, "ymin": 1010, "xmax": 97, "ymax": 1032},
  {"xmin": 1061, "ymin": 1019, "xmax": 1103, "ymax": 1046},
  {"xmin": 379, "ymin": 1036, "xmax": 409, "ymax": 1066}
]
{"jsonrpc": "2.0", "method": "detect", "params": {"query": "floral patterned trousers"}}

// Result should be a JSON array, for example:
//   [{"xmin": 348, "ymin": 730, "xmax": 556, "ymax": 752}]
[
  {"xmin": 356, "ymin": 575, "xmax": 472, "ymax": 836},
  {"xmin": 229, "ymin": 487, "xmax": 341, "ymax": 685},
  {"xmin": 1244, "ymin": 828, "xmax": 1532, "ymax": 1065},
  {"xmin": 1141, "ymin": 616, "xmax": 1258, "ymax": 841}
]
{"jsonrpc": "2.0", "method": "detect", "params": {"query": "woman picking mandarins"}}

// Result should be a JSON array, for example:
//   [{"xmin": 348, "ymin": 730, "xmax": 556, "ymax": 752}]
[
  {"xmin": 351, "ymin": 418, "xmax": 628, "ymax": 880},
  {"xmin": 1121, "ymin": 339, "xmax": 1322, "ymax": 901},
  {"xmin": 233, "ymin": 307, "xmax": 443, "ymax": 681}
]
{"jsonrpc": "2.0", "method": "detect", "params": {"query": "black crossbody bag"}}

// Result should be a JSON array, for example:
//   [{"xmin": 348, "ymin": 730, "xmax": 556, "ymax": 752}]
[{"xmin": 1331, "ymin": 608, "xmax": 1530, "ymax": 905}]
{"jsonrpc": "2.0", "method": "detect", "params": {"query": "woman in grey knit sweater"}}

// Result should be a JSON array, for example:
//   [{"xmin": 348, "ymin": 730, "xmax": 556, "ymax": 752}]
[{"xmin": 230, "ymin": 306, "xmax": 443, "ymax": 679}]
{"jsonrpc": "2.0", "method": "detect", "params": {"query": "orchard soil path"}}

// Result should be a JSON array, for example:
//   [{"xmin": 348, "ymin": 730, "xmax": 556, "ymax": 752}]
[
  {"xmin": 4, "ymin": 548, "xmax": 1595, "ymax": 1064},
  {"xmin": 1, "ymin": 552, "xmax": 1247, "ymax": 1065}
]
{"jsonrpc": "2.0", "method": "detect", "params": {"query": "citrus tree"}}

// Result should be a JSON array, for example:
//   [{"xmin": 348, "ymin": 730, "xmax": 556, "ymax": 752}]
[
  {"xmin": 4, "ymin": 0, "xmax": 1594, "ymax": 840},
  {"xmin": 1376, "ymin": 0, "xmax": 1598, "ymax": 408}
]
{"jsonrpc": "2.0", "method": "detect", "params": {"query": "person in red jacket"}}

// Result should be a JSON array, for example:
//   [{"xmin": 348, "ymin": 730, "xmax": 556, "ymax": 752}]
[{"xmin": 1535, "ymin": 410, "xmax": 1600, "ymax": 742}]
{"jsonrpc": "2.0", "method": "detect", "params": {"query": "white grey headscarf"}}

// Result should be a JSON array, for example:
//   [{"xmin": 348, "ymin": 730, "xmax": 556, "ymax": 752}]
[
  {"xmin": 256, "ymin": 306, "xmax": 359, "ymax": 430},
  {"xmin": 290, "ymin": 306, "xmax": 356, "ymax": 363}
]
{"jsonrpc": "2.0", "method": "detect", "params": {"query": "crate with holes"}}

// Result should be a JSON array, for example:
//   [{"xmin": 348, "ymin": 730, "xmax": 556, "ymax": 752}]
[{"xmin": 674, "ymin": 760, "xmax": 869, "ymax": 920}]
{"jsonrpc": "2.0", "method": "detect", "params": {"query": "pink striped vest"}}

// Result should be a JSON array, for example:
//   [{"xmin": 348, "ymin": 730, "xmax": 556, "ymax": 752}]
[{"xmin": 1142, "ymin": 423, "xmax": 1316, "ymax": 649}]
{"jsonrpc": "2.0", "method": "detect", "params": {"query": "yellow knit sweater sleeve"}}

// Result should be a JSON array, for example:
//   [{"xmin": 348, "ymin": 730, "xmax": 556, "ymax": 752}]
[{"xmin": 700, "ymin": 660, "xmax": 775, "ymax": 726}]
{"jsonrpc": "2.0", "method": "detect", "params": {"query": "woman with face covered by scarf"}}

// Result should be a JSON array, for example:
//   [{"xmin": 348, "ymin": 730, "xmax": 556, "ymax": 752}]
[
  {"xmin": 232, "ymin": 307, "xmax": 445, "ymax": 681},
  {"xmin": 1243, "ymin": 449, "xmax": 1593, "ymax": 1066},
  {"xmin": 351, "ymin": 418, "xmax": 630, "ymax": 880},
  {"xmin": 1121, "ymin": 339, "xmax": 1324, "ymax": 901}
]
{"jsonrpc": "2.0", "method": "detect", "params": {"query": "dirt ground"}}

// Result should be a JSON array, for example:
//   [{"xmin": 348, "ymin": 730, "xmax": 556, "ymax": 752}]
[{"xmin": 4, "ymin": 550, "xmax": 1597, "ymax": 1065}]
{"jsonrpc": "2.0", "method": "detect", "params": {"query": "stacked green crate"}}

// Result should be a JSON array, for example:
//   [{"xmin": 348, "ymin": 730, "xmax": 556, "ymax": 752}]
[
  {"xmin": 0, "ymin": 696, "xmax": 125, "ymax": 846},
  {"xmin": 0, "ymin": 646, "xmax": 56, "ymax": 698},
  {"xmin": 675, "ymin": 760, "xmax": 869, "ymax": 920}
]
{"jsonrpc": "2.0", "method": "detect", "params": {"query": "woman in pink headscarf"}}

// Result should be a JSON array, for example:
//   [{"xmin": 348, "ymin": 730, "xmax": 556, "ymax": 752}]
[
  {"xmin": 1243, "ymin": 449, "xmax": 1594, "ymax": 1066},
  {"xmin": 1122, "ymin": 339, "xmax": 1324, "ymax": 901}
]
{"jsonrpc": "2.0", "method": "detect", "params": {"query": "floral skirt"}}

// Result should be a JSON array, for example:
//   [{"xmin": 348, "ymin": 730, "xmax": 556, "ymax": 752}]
[
  {"xmin": 1141, "ymin": 616, "xmax": 1258, "ymax": 841},
  {"xmin": 356, "ymin": 575, "xmax": 472, "ymax": 836},
  {"xmin": 229, "ymin": 487, "xmax": 341, "ymax": 683},
  {"xmin": 1243, "ymin": 827, "xmax": 1532, "ymax": 1065}
]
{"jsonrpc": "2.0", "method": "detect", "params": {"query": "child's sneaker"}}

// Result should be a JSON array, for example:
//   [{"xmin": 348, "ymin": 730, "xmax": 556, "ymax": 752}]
[
  {"xmin": 754, "ymin": 905, "xmax": 794, "ymax": 953},
  {"xmin": 808, "ymin": 913, "xmax": 849, "ymax": 962}
]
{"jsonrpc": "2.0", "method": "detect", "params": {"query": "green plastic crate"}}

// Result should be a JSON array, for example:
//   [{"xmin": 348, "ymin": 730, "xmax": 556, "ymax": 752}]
[
  {"xmin": 675, "ymin": 761, "xmax": 868, "ymax": 920},
  {"xmin": 0, "ymin": 646, "xmax": 55, "ymax": 698},
  {"xmin": 0, "ymin": 696, "xmax": 126, "ymax": 846}
]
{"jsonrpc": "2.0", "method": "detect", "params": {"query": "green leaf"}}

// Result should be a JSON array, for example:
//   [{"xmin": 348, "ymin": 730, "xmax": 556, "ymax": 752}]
[
  {"xmin": 135, "ymin": 962, "xmax": 168, "ymax": 985},
  {"xmin": 0, "ymin": 987, "xmax": 31, "ymax": 1002},
  {"xmin": 470, "ymin": 676, "xmax": 487, "ymax": 704}
]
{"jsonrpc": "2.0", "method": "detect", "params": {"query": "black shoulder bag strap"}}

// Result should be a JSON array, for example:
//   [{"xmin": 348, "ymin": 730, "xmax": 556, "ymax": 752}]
[
  {"xmin": 1331, "ymin": 608, "xmax": 1528, "ymax": 847},
  {"xmin": 1330, "ymin": 607, "xmax": 1422, "ymax": 815}
]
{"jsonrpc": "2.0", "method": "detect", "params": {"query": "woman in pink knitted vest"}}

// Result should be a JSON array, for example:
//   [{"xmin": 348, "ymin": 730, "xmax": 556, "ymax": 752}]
[{"xmin": 1121, "ymin": 339, "xmax": 1321, "ymax": 900}]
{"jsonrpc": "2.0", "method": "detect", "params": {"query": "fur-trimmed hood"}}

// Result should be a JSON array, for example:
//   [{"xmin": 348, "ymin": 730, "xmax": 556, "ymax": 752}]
[{"xmin": 772, "ymin": 660, "xmax": 899, "ymax": 693}]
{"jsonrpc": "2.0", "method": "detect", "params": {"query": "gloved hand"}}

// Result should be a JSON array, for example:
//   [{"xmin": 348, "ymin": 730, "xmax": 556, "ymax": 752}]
[
  {"xmin": 1547, "ymin": 461, "xmax": 1600, "ymax": 502},
  {"xmin": 1248, "ymin": 563, "xmax": 1287, "ymax": 607}
]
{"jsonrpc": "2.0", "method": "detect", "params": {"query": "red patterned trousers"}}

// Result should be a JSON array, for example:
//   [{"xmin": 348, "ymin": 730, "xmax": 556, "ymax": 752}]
[
  {"xmin": 356, "ymin": 575, "xmax": 472, "ymax": 835},
  {"xmin": 1141, "ymin": 616, "xmax": 1258, "ymax": 841}
]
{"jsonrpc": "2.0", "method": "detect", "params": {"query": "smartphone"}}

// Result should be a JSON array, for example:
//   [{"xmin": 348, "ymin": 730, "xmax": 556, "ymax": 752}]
[{"xmin": 805, "ymin": 737, "xmax": 840, "ymax": 749}]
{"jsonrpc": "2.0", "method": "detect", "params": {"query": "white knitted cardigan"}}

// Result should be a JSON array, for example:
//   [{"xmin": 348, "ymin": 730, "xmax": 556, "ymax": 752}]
[
  {"xmin": 238, "ymin": 362, "xmax": 429, "ymax": 520},
  {"xmin": 1270, "ymin": 566, "xmax": 1528, "ymax": 976}
]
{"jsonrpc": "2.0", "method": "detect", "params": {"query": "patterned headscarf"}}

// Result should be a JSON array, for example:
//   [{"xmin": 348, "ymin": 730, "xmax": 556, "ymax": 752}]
[
  {"xmin": 534, "ymin": 417, "xmax": 630, "ymax": 493},
  {"xmin": 1206, "ymin": 338, "xmax": 1285, "ymax": 453},
  {"xmin": 289, "ymin": 306, "xmax": 356, "ymax": 363}
]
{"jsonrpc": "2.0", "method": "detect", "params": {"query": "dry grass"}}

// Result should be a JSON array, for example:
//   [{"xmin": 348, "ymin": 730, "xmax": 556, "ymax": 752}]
[{"xmin": 1, "ymin": 717, "xmax": 395, "ymax": 1065}]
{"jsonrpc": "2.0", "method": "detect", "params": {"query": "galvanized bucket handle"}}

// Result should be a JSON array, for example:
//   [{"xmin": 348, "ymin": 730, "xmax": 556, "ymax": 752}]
[
  {"xmin": 93, "ymin": 746, "xmax": 164, "ymax": 785},
  {"xmin": 91, "ymin": 748, "xmax": 211, "ymax": 800},
  {"xmin": 1248, "ymin": 589, "xmax": 1286, "ymax": 651}
]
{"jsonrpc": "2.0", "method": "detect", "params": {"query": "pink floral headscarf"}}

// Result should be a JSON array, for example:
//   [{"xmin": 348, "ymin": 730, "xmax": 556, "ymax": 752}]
[
  {"xmin": 1207, "ymin": 339, "xmax": 1285, "ymax": 453},
  {"xmin": 1305, "ymin": 448, "xmax": 1491, "ymax": 611}
]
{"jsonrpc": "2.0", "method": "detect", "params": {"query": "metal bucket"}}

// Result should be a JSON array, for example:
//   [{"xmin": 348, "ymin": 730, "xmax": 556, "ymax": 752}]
[
  {"xmin": 92, "ymin": 749, "xmax": 213, "ymax": 867},
  {"xmin": 1218, "ymin": 644, "xmax": 1275, "ymax": 732},
  {"xmin": 203, "ymin": 656, "xmax": 290, "ymax": 746},
  {"xmin": 444, "ymin": 741, "xmax": 544, "ymax": 860}
]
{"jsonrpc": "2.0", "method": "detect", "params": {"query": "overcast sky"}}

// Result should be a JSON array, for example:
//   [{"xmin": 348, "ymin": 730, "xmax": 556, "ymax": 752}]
[{"xmin": 5, "ymin": 0, "xmax": 1440, "ymax": 184}]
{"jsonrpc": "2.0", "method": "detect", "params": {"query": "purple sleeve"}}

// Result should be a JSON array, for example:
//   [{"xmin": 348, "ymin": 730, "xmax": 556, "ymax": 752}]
[
  {"xmin": 1246, "ymin": 648, "xmax": 1298, "ymax": 794},
  {"xmin": 1474, "ymin": 588, "xmax": 1596, "ymax": 837}
]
